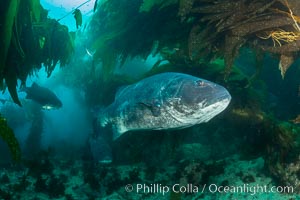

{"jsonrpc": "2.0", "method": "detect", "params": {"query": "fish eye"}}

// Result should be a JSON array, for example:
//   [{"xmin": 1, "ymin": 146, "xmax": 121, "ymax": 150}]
[{"xmin": 194, "ymin": 80, "xmax": 206, "ymax": 87}]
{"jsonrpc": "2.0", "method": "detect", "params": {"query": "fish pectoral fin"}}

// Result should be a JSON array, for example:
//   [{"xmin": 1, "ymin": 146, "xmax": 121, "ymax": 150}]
[
  {"xmin": 98, "ymin": 115, "xmax": 109, "ymax": 127},
  {"xmin": 137, "ymin": 102, "xmax": 151, "ymax": 108},
  {"xmin": 151, "ymin": 106, "xmax": 161, "ymax": 117},
  {"xmin": 137, "ymin": 101, "xmax": 161, "ymax": 117}
]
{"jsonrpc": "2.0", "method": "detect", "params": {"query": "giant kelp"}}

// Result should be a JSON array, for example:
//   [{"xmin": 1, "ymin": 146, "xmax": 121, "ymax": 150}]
[
  {"xmin": 87, "ymin": 0, "xmax": 190, "ymax": 80},
  {"xmin": 180, "ymin": 0, "xmax": 300, "ymax": 79},
  {"xmin": 88, "ymin": 0, "xmax": 300, "ymax": 80},
  {"xmin": 0, "ymin": 116, "xmax": 21, "ymax": 162},
  {"xmin": 0, "ymin": 0, "xmax": 19, "ymax": 89},
  {"xmin": 23, "ymin": 103, "xmax": 44, "ymax": 159},
  {"xmin": 0, "ymin": 0, "xmax": 73, "ymax": 163},
  {"xmin": 0, "ymin": 0, "xmax": 74, "ymax": 106}
]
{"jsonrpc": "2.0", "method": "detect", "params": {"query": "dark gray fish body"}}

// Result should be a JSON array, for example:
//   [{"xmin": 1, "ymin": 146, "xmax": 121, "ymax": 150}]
[
  {"xmin": 24, "ymin": 82, "xmax": 62, "ymax": 110},
  {"xmin": 99, "ymin": 72, "xmax": 231, "ymax": 140},
  {"xmin": 89, "ymin": 117, "xmax": 112, "ymax": 164}
]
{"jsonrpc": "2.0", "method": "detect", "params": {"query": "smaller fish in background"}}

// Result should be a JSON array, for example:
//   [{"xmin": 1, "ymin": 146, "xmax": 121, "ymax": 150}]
[
  {"xmin": 20, "ymin": 82, "xmax": 62, "ymax": 110},
  {"xmin": 73, "ymin": 9, "xmax": 82, "ymax": 29}
]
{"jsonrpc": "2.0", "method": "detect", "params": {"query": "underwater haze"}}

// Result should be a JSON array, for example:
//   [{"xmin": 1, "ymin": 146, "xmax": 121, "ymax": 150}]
[
  {"xmin": 1, "ymin": 0, "xmax": 300, "ymax": 199},
  {"xmin": 0, "ymin": 69, "xmax": 91, "ymax": 160}
]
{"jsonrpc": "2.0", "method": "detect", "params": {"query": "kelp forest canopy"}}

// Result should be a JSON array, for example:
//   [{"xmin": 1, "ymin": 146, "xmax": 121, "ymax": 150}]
[
  {"xmin": 0, "ymin": 0, "xmax": 74, "ymax": 106},
  {"xmin": 87, "ymin": 0, "xmax": 300, "ymax": 81},
  {"xmin": 1, "ymin": 0, "xmax": 300, "ymax": 106}
]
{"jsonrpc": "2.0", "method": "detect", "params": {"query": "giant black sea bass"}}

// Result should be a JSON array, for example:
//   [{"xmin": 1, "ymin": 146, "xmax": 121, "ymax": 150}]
[
  {"xmin": 99, "ymin": 72, "xmax": 231, "ymax": 140},
  {"xmin": 22, "ymin": 82, "xmax": 62, "ymax": 110}
]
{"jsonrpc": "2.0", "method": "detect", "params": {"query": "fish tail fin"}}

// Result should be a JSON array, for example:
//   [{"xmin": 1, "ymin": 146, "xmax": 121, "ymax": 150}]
[
  {"xmin": 94, "ymin": 106, "xmax": 127, "ymax": 140},
  {"xmin": 112, "ymin": 124, "xmax": 127, "ymax": 140},
  {"xmin": 98, "ymin": 114, "xmax": 127, "ymax": 140},
  {"xmin": 90, "ymin": 115, "xmax": 113, "ymax": 164},
  {"xmin": 89, "ymin": 135, "xmax": 112, "ymax": 164},
  {"xmin": 95, "ymin": 107, "xmax": 110, "ymax": 127},
  {"xmin": 98, "ymin": 111, "xmax": 109, "ymax": 127}
]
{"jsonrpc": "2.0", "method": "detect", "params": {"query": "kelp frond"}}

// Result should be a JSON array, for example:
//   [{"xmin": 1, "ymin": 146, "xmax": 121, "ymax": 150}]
[
  {"xmin": 0, "ymin": 116, "xmax": 21, "ymax": 162},
  {"xmin": 88, "ymin": 0, "xmax": 190, "ymax": 80},
  {"xmin": 0, "ymin": 0, "xmax": 74, "ymax": 105}
]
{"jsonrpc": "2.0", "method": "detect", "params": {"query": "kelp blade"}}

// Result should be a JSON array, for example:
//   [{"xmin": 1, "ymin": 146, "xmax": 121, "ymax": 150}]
[{"xmin": 0, "ymin": 116, "xmax": 21, "ymax": 162}]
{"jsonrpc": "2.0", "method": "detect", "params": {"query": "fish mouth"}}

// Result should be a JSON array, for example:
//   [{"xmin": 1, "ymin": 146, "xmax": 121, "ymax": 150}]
[
  {"xmin": 182, "ymin": 86, "xmax": 231, "ymax": 109},
  {"xmin": 204, "ymin": 88, "xmax": 231, "ymax": 107},
  {"xmin": 216, "ymin": 90, "xmax": 231, "ymax": 102}
]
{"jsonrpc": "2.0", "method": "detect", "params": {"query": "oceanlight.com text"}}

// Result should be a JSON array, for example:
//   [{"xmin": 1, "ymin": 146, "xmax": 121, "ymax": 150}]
[{"xmin": 124, "ymin": 183, "xmax": 294, "ymax": 196}]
